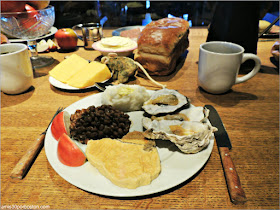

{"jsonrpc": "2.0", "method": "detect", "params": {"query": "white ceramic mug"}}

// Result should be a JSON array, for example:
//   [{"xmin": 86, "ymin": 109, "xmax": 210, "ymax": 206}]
[
  {"xmin": 1, "ymin": 43, "xmax": 33, "ymax": 94},
  {"xmin": 198, "ymin": 41, "xmax": 261, "ymax": 94}
]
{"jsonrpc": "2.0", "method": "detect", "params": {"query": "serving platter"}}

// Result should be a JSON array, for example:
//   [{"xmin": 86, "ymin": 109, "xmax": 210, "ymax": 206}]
[
  {"xmin": 44, "ymin": 92, "xmax": 214, "ymax": 197},
  {"xmin": 112, "ymin": 25, "xmax": 145, "ymax": 36}
]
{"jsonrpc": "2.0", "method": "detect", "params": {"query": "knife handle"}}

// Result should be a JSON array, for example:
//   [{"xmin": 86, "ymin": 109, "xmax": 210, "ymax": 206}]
[
  {"xmin": 218, "ymin": 147, "xmax": 247, "ymax": 204},
  {"xmin": 10, "ymin": 134, "xmax": 45, "ymax": 179}
]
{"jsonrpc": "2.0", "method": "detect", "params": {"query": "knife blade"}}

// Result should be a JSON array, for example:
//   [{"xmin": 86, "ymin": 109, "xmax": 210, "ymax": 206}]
[{"xmin": 205, "ymin": 105, "xmax": 246, "ymax": 204}]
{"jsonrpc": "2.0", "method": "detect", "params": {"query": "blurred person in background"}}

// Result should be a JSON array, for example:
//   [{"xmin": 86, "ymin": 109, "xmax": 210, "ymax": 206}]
[{"xmin": 206, "ymin": 2, "xmax": 260, "ymax": 54}]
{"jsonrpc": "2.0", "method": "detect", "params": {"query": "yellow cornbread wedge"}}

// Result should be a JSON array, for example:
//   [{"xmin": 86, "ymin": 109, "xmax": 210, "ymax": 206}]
[
  {"xmin": 85, "ymin": 136, "xmax": 161, "ymax": 189},
  {"xmin": 49, "ymin": 54, "xmax": 89, "ymax": 83},
  {"xmin": 67, "ymin": 61, "xmax": 111, "ymax": 88}
]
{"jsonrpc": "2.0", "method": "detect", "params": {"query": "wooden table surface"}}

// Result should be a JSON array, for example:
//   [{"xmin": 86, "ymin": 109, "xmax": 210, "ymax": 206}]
[{"xmin": 1, "ymin": 28, "xmax": 279, "ymax": 209}]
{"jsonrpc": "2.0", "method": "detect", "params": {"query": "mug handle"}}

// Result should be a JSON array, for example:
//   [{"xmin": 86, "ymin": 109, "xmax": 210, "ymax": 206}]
[
  {"xmin": 72, "ymin": 24, "xmax": 83, "ymax": 41},
  {"xmin": 235, "ymin": 54, "xmax": 261, "ymax": 84}
]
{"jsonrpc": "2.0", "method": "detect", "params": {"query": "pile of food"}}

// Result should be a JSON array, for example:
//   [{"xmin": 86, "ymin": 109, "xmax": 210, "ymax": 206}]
[
  {"xmin": 48, "ymin": 17, "xmax": 206, "ymax": 190},
  {"xmin": 49, "ymin": 54, "xmax": 111, "ymax": 88},
  {"xmin": 141, "ymin": 88, "xmax": 216, "ymax": 154},
  {"xmin": 101, "ymin": 84, "xmax": 150, "ymax": 111},
  {"xmin": 69, "ymin": 105, "xmax": 131, "ymax": 144},
  {"xmin": 48, "ymin": 17, "xmax": 190, "ymax": 89},
  {"xmin": 51, "ymin": 84, "xmax": 217, "ymax": 189}
]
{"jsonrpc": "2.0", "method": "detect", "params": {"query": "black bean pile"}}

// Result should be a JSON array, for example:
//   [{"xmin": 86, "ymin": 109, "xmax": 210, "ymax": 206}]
[{"xmin": 69, "ymin": 105, "xmax": 131, "ymax": 144}]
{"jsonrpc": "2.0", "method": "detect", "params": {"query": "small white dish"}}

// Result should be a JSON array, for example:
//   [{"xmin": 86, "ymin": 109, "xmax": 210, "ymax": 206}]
[{"xmin": 92, "ymin": 38, "xmax": 137, "ymax": 56}]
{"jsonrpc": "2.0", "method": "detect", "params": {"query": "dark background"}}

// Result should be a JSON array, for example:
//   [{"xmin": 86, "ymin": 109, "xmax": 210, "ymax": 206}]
[{"xmin": 50, "ymin": 1, "xmax": 279, "ymax": 29}]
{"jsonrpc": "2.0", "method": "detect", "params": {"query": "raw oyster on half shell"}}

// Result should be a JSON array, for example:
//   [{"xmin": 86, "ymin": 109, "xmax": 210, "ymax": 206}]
[
  {"xmin": 143, "ymin": 119, "xmax": 217, "ymax": 154},
  {"xmin": 142, "ymin": 88, "xmax": 189, "ymax": 115},
  {"xmin": 146, "ymin": 106, "xmax": 209, "ymax": 124}
]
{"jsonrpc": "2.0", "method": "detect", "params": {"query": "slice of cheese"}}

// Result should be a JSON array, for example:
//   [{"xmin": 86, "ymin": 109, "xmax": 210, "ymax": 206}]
[
  {"xmin": 49, "ymin": 54, "xmax": 89, "ymax": 83},
  {"xmin": 67, "ymin": 61, "xmax": 111, "ymax": 88}
]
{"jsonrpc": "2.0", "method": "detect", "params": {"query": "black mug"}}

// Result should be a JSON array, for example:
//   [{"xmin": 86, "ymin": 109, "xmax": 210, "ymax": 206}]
[{"xmin": 207, "ymin": 2, "xmax": 260, "ymax": 54}]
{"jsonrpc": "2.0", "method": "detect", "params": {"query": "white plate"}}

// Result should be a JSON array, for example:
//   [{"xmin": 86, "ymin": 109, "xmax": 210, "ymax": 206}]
[
  {"xmin": 92, "ymin": 40, "xmax": 137, "ymax": 57},
  {"xmin": 112, "ymin": 25, "xmax": 145, "ymax": 36},
  {"xmin": 8, "ymin": 27, "xmax": 57, "ymax": 43},
  {"xmin": 49, "ymin": 76, "xmax": 110, "ymax": 90},
  {"xmin": 44, "ymin": 92, "xmax": 214, "ymax": 197}
]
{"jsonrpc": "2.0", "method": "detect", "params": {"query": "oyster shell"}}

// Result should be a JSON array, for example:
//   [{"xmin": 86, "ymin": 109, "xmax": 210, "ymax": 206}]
[
  {"xmin": 142, "ymin": 88, "xmax": 189, "ymax": 115},
  {"xmin": 146, "ymin": 106, "xmax": 209, "ymax": 124},
  {"xmin": 143, "ymin": 119, "xmax": 217, "ymax": 154}
]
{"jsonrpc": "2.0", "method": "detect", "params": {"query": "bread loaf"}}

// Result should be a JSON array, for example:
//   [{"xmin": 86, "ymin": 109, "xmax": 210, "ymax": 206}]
[
  {"xmin": 134, "ymin": 17, "xmax": 189, "ymax": 76},
  {"xmin": 85, "ymin": 131, "xmax": 161, "ymax": 189}
]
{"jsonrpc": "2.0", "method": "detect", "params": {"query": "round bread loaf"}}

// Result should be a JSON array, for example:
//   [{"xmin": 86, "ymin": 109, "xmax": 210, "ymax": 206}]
[{"xmin": 134, "ymin": 17, "xmax": 190, "ymax": 76}]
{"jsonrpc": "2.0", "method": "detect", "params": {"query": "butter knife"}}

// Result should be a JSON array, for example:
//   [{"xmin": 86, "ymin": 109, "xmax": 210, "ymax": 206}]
[
  {"xmin": 205, "ymin": 105, "xmax": 246, "ymax": 204},
  {"xmin": 10, "ymin": 107, "xmax": 64, "ymax": 179}
]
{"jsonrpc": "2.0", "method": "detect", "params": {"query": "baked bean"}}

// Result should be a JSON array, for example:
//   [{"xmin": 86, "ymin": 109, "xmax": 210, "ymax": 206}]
[{"xmin": 69, "ymin": 105, "xmax": 131, "ymax": 144}]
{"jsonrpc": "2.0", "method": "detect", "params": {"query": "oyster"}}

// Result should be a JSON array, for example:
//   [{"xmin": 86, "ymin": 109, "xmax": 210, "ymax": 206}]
[
  {"xmin": 143, "ymin": 119, "xmax": 217, "ymax": 154},
  {"xmin": 142, "ymin": 88, "xmax": 189, "ymax": 115},
  {"xmin": 147, "ymin": 106, "xmax": 209, "ymax": 124}
]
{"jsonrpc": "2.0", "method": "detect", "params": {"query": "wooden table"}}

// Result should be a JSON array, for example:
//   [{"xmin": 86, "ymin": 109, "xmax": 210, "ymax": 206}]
[{"xmin": 1, "ymin": 28, "xmax": 279, "ymax": 209}]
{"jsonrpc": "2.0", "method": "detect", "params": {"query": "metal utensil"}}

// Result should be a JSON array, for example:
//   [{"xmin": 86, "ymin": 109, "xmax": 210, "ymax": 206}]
[
  {"xmin": 205, "ymin": 105, "xmax": 246, "ymax": 204},
  {"xmin": 258, "ymin": 16, "xmax": 280, "ymax": 38},
  {"xmin": 10, "ymin": 107, "xmax": 64, "ymax": 179},
  {"xmin": 95, "ymin": 82, "xmax": 114, "ymax": 92}
]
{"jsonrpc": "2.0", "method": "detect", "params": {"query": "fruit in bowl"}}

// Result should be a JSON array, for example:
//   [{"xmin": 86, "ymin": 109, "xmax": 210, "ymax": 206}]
[
  {"xmin": 1, "ymin": 1, "xmax": 26, "ymax": 12},
  {"xmin": 92, "ymin": 36, "xmax": 137, "ymax": 56},
  {"xmin": 27, "ymin": 1, "xmax": 50, "ymax": 10},
  {"xmin": 1, "ymin": 1, "xmax": 50, "ymax": 12}
]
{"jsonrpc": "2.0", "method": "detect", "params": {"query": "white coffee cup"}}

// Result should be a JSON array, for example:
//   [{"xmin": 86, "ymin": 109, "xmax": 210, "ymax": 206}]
[
  {"xmin": 198, "ymin": 41, "xmax": 261, "ymax": 94},
  {"xmin": 1, "ymin": 43, "xmax": 34, "ymax": 94}
]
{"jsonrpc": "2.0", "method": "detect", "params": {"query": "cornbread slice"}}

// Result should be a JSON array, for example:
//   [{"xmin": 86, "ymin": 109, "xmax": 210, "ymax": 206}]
[
  {"xmin": 85, "ymin": 133, "xmax": 161, "ymax": 189},
  {"xmin": 49, "ymin": 54, "xmax": 89, "ymax": 83},
  {"xmin": 67, "ymin": 61, "xmax": 111, "ymax": 88}
]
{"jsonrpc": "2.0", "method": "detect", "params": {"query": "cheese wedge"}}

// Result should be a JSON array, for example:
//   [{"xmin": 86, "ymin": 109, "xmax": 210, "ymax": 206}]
[
  {"xmin": 49, "ymin": 54, "xmax": 89, "ymax": 83},
  {"xmin": 67, "ymin": 61, "xmax": 111, "ymax": 88},
  {"xmin": 86, "ymin": 134, "xmax": 161, "ymax": 189}
]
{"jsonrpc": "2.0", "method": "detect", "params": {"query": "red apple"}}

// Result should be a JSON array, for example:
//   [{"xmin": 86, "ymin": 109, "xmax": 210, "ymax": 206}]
[
  {"xmin": 1, "ymin": 33, "xmax": 9, "ymax": 44},
  {"xmin": 19, "ymin": 4, "xmax": 39, "ymax": 31},
  {"xmin": 25, "ymin": 3, "xmax": 37, "ymax": 12},
  {"xmin": 1, "ymin": 1, "xmax": 26, "ymax": 13},
  {"xmin": 1, "ymin": 1, "xmax": 50, "ymax": 12},
  {"xmin": 27, "ymin": 1, "xmax": 50, "ymax": 10},
  {"xmin": 51, "ymin": 111, "xmax": 70, "ymax": 141},
  {"xmin": 57, "ymin": 133, "xmax": 86, "ymax": 167},
  {"xmin": 55, "ymin": 28, "xmax": 78, "ymax": 50}
]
